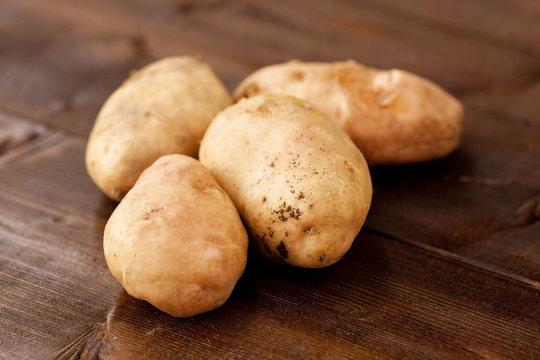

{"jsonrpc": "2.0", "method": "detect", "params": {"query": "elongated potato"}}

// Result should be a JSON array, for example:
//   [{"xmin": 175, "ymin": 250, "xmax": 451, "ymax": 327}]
[
  {"xmin": 103, "ymin": 154, "xmax": 248, "ymax": 317},
  {"xmin": 233, "ymin": 60, "xmax": 464, "ymax": 165},
  {"xmin": 200, "ymin": 95, "xmax": 372, "ymax": 268},
  {"xmin": 86, "ymin": 56, "xmax": 231, "ymax": 201}
]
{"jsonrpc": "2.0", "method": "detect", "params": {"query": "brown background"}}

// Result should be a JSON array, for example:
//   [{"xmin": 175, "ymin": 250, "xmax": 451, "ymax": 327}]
[{"xmin": 1, "ymin": 0, "xmax": 539, "ymax": 359}]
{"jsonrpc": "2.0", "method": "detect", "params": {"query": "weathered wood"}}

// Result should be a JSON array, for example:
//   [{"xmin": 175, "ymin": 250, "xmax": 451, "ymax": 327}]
[
  {"xmin": 1, "ymin": 0, "xmax": 540, "ymax": 358},
  {"xmin": 0, "ymin": 136, "xmax": 538, "ymax": 359},
  {"xmin": 360, "ymin": 0, "xmax": 540, "ymax": 55},
  {"xmin": 93, "ymin": 233, "xmax": 540, "ymax": 359},
  {"xmin": 0, "ymin": 110, "xmax": 49, "ymax": 156},
  {"xmin": 365, "ymin": 103, "xmax": 540, "ymax": 283},
  {"xmin": 0, "ymin": 137, "xmax": 121, "ymax": 359},
  {"xmin": 1, "ymin": 0, "xmax": 539, "ymax": 136},
  {"xmin": 463, "ymin": 78, "xmax": 540, "ymax": 126}
]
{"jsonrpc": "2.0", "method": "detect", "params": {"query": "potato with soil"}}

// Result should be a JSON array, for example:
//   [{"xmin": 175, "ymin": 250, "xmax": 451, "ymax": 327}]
[
  {"xmin": 86, "ymin": 56, "xmax": 231, "ymax": 201},
  {"xmin": 103, "ymin": 154, "xmax": 248, "ymax": 317},
  {"xmin": 233, "ymin": 60, "xmax": 464, "ymax": 166},
  {"xmin": 199, "ymin": 95, "xmax": 372, "ymax": 268}
]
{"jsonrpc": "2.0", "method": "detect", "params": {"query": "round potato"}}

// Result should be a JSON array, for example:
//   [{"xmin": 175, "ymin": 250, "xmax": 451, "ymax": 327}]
[
  {"xmin": 233, "ymin": 60, "xmax": 464, "ymax": 165},
  {"xmin": 199, "ymin": 95, "xmax": 372, "ymax": 268},
  {"xmin": 103, "ymin": 154, "xmax": 248, "ymax": 317},
  {"xmin": 86, "ymin": 56, "xmax": 231, "ymax": 201}
]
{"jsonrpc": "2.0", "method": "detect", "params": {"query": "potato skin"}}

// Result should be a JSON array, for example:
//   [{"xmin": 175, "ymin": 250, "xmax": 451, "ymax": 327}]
[
  {"xmin": 103, "ymin": 154, "xmax": 248, "ymax": 317},
  {"xmin": 86, "ymin": 56, "xmax": 231, "ymax": 201},
  {"xmin": 199, "ymin": 95, "xmax": 372, "ymax": 268},
  {"xmin": 233, "ymin": 60, "xmax": 464, "ymax": 165}
]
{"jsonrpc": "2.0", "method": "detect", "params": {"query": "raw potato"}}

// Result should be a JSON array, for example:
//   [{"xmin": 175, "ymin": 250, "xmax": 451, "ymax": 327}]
[
  {"xmin": 103, "ymin": 154, "xmax": 248, "ymax": 317},
  {"xmin": 86, "ymin": 56, "xmax": 231, "ymax": 201},
  {"xmin": 233, "ymin": 60, "xmax": 464, "ymax": 165},
  {"xmin": 199, "ymin": 95, "xmax": 372, "ymax": 268}
]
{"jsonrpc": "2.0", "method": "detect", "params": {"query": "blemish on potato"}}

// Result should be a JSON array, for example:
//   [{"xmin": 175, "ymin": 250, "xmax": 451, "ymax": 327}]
[
  {"xmin": 276, "ymin": 241, "xmax": 289, "ymax": 259},
  {"xmin": 262, "ymin": 195, "xmax": 267, "ymax": 202},
  {"xmin": 289, "ymin": 70, "xmax": 305, "ymax": 81},
  {"xmin": 191, "ymin": 180, "xmax": 213, "ymax": 192},
  {"xmin": 242, "ymin": 83, "xmax": 260, "ymax": 97},
  {"xmin": 143, "ymin": 206, "xmax": 165, "ymax": 220},
  {"xmin": 290, "ymin": 209, "xmax": 301, "ymax": 220},
  {"xmin": 205, "ymin": 235, "xmax": 225, "ymax": 245}
]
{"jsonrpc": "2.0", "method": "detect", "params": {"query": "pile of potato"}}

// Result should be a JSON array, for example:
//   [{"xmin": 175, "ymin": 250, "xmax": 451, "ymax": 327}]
[{"xmin": 86, "ymin": 56, "xmax": 463, "ymax": 317}]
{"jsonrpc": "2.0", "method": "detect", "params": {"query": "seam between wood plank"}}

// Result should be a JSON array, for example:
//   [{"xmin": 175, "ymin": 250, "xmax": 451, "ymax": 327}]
[
  {"xmin": 363, "ymin": 228, "xmax": 540, "ymax": 291},
  {"xmin": 0, "ymin": 131, "xmax": 67, "ymax": 167}
]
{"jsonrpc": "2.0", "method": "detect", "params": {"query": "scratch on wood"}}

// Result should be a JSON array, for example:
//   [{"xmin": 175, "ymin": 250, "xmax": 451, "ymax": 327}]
[
  {"xmin": 51, "ymin": 325, "xmax": 97, "ymax": 360},
  {"xmin": 0, "ymin": 110, "xmax": 50, "ymax": 156},
  {"xmin": 78, "ymin": 305, "xmax": 117, "ymax": 360},
  {"xmin": 79, "ymin": 323, "xmax": 108, "ymax": 360},
  {"xmin": 458, "ymin": 175, "xmax": 515, "ymax": 186},
  {"xmin": 514, "ymin": 197, "xmax": 540, "ymax": 224},
  {"xmin": 0, "ymin": 131, "xmax": 65, "ymax": 166}
]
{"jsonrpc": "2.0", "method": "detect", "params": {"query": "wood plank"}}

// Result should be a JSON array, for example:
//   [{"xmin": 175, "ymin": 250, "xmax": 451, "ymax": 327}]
[
  {"xmin": 1, "ymin": 0, "xmax": 539, "ymax": 136},
  {"xmin": 86, "ymin": 233, "xmax": 540, "ymax": 359},
  {"xmin": 359, "ymin": 0, "xmax": 540, "ymax": 55},
  {"xmin": 365, "ymin": 103, "xmax": 540, "ymax": 283},
  {"xmin": 0, "ymin": 130, "xmax": 537, "ymax": 359},
  {"xmin": 0, "ymin": 110, "xmax": 49, "ymax": 156},
  {"xmin": 1, "ymin": 2, "xmax": 539, "ymax": 358},
  {"xmin": 462, "ymin": 78, "xmax": 540, "ymax": 126},
  {"xmin": 0, "ymin": 1, "xmax": 150, "ymax": 137},
  {"xmin": 0, "ymin": 137, "xmax": 122, "ymax": 359}
]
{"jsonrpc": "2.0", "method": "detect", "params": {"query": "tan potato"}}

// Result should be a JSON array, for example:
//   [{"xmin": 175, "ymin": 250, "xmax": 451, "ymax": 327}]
[
  {"xmin": 199, "ymin": 95, "xmax": 372, "ymax": 268},
  {"xmin": 103, "ymin": 154, "xmax": 248, "ymax": 317},
  {"xmin": 233, "ymin": 60, "xmax": 464, "ymax": 165},
  {"xmin": 86, "ymin": 56, "xmax": 231, "ymax": 201}
]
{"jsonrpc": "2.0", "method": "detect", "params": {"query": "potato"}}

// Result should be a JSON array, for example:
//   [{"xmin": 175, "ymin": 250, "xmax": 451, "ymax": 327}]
[
  {"xmin": 233, "ymin": 60, "xmax": 464, "ymax": 165},
  {"xmin": 199, "ymin": 95, "xmax": 372, "ymax": 268},
  {"xmin": 86, "ymin": 56, "xmax": 231, "ymax": 201},
  {"xmin": 103, "ymin": 154, "xmax": 248, "ymax": 317}
]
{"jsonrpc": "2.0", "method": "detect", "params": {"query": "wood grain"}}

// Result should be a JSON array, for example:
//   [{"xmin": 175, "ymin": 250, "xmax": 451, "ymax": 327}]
[
  {"xmin": 1, "ymin": 0, "xmax": 539, "ymax": 358},
  {"xmin": 365, "ymin": 104, "xmax": 540, "ymax": 283},
  {"xmin": 0, "ymin": 110, "xmax": 49, "ymax": 156},
  {"xmin": 2, "ymin": 0, "xmax": 539, "ymax": 136},
  {"xmin": 0, "ymin": 137, "xmax": 121, "ymax": 359},
  {"xmin": 360, "ymin": 0, "xmax": 540, "ymax": 55},
  {"xmin": 0, "ymin": 134, "xmax": 537, "ymax": 359},
  {"xmin": 91, "ymin": 233, "xmax": 540, "ymax": 359}
]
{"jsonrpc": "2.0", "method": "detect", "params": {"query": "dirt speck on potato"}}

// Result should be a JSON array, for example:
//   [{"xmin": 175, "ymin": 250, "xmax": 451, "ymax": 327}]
[
  {"xmin": 276, "ymin": 241, "xmax": 289, "ymax": 259},
  {"xmin": 272, "ymin": 202, "xmax": 303, "ymax": 222}
]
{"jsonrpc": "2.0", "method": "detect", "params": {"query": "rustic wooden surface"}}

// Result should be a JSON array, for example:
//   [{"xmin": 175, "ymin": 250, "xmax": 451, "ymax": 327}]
[{"xmin": 1, "ymin": 0, "xmax": 539, "ymax": 359}]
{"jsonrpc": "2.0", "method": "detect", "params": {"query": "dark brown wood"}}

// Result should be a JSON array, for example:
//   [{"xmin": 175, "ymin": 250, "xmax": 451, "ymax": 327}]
[
  {"xmin": 93, "ymin": 233, "xmax": 540, "ymax": 359},
  {"xmin": 365, "ymin": 103, "xmax": 540, "ymax": 283},
  {"xmin": 2, "ymin": 0, "xmax": 540, "ymax": 136},
  {"xmin": 1, "ymin": 0, "xmax": 539, "ymax": 358},
  {"xmin": 0, "ymin": 109, "xmax": 50, "ymax": 157},
  {"xmin": 0, "ymin": 138, "xmax": 121, "ymax": 359},
  {"xmin": 359, "ymin": 0, "xmax": 540, "ymax": 56}
]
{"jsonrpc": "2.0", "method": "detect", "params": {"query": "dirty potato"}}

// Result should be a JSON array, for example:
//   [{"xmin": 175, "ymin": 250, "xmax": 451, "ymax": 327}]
[
  {"xmin": 199, "ymin": 95, "xmax": 372, "ymax": 268},
  {"xmin": 103, "ymin": 154, "xmax": 248, "ymax": 317},
  {"xmin": 233, "ymin": 60, "xmax": 464, "ymax": 165},
  {"xmin": 86, "ymin": 56, "xmax": 231, "ymax": 201}
]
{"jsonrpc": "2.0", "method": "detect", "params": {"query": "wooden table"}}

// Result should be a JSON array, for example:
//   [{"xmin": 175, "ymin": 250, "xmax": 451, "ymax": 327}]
[{"xmin": 1, "ymin": 1, "xmax": 539, "ymax": 359}]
